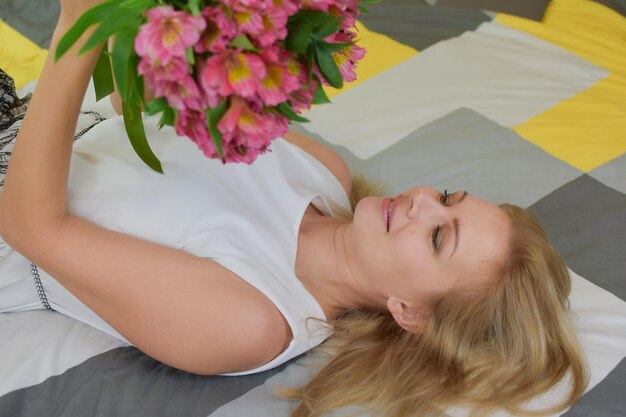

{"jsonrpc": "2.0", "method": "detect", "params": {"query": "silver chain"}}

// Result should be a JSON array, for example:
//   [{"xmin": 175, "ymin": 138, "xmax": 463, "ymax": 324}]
[{"xmin": 30, "ymin": 261, "xmax": 53, "ymax": 311}]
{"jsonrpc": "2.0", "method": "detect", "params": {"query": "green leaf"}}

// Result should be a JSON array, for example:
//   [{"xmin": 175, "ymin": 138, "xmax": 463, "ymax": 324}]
[
  {"xmin": 293, "ymin": 10, "xmax": 334, "ymax": 29},
  {"xmin": 92, "ymin": 44, "xmax": 115, "ymax": 101},
  {"xmin": 145, "ymin": 97, "xmax": 169, "ymax": 115},
  {"xmin": 306, "ymin": 44, "xmax": 315, "ymax": 81},
  {"xmin": 358, "ymin": 4, "xmax": 369, "ymax": 14},
  {"xmin": 285, "ymin": 19, "xmax": 312, "ymax": 54},
  {"xmin": 79, "ymin": 0, "xmax": 156, "ymax": 53},
  {"xmin": 80, "ymin": 13, "xmax": 141, "ymax": 54},
  {"xmin": 311, "ymin": 81, "xmax": 331, "ymax": 104},
  {"xmin": 206, "ymin": 101, "xmax": 228, "ymax": 161},
  {"xmin": 133, "ymin": 66, "xmax": 146, "ymax": 106},
  {"xmin": 188, "ymin": 0, "xmax": 201, "ymax": 15},
  {"xmin": 315, "ymin": 42, "xmax": 343, "ymax": 89},
  {"xmin": 111, "ymin": 29, "xmax": 136, "ymax": 103},
  {"xmin": 230, "ymin": 34, "xmax": 259, "ymax": 51},
  {"xmin": 185, "ymin": 47, "xmax": 195, "ymax": 65},
  {"xmin": 312, "ymin": 16, "xmax": 342, "ymax": 40},
  {"xmin": 55, "ymin": 0, "xmax": 116, "ymax": 61},
  {"xmin": 122, "ymin": 86, "xmax": 163, "ymax": 173},
  {"xmin": 158, "ymin": 107, "xmax": 177, "ymax": 129},
  {"xmin": 362, "ymin": 0, "xmax": 381, "ymax": 3},
  {"xmin": 319, "ymin": 40, "xmax": 353, "ymax": 52},
  {"xmin": 275, "ymin": 102, "xmax": 309, "ymax": 122}
]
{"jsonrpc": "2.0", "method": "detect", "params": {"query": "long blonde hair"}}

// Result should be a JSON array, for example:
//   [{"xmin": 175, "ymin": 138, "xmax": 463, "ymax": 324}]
[{"xmin": 282, "ymin": 179, "xmax": 588, "ymax": 417}]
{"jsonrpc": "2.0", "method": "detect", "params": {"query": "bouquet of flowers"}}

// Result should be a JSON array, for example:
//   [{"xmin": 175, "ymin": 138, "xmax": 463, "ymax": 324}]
[{"xmin": 56, "ymin": 0, "xmax": 374, "ymax": 171}]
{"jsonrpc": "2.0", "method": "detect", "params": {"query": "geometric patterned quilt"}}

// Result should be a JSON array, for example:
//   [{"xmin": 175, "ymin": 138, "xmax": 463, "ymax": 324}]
[{"xmin": 0, "ymin": 0, "xmax": 624, "ymax": 416}]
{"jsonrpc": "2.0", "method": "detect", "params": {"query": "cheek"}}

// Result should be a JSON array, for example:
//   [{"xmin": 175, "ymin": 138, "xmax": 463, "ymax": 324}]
[{"xmin": 393, "ymin": 231, "xmax": 428, "ymax": 274}]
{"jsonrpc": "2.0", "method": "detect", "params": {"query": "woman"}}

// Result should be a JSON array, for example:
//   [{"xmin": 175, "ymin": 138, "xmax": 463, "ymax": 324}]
[{"xmin": 0, "ymin": 2, "xmax": 587, "ymax": 417}]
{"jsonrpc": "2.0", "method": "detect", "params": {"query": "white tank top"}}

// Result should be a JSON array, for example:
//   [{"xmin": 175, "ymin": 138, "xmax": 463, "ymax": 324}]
[{"xmin": 15, "ymin": 114, "xmax": 351, "ymax": 375}]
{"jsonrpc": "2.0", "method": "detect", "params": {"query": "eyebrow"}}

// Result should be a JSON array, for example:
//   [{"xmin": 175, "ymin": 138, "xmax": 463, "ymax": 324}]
[{"xmin": 449, "ymin": 191, "xmax": 467, "ymax": 259}]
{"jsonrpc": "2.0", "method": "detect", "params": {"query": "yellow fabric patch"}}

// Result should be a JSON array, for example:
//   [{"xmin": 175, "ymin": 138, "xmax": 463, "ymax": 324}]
[
  {"xmin": 496, "ymin": 0, "xmax": 626, "ymax": 75},
  {"xmin": 495, "ymin": 0, "xmax": 626, "ymax": 172},
  {"xmin": 323, "ymin": 21, "xmax": 417, "ymax": 100},
  {"xmin": 515, "ymin": 73, "xmax": 626, "ymax": 172},
  {"xmin": 0, "ymin": 20, "xmax": 48, "ymax": 90}
]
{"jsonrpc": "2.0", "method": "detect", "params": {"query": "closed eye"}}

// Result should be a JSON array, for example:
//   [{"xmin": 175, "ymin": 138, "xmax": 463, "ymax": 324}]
[
  {"xmin": 432, "ymin": 225, "xmax": 443, "ymax": 254},
  {"xmin": 439, "ymin": 189, "xmax": 449, "ymax": 205}
]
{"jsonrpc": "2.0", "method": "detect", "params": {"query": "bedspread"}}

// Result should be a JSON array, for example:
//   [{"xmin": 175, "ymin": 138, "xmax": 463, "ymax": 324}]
[{"xmin": 0, "ymin": 0, "xmax": 625, "ymax": 416}]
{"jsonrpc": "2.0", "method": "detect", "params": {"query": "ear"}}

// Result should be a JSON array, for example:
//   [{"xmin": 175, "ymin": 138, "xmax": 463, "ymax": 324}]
[{"xmin": 386, "ymin": 297, "xmax": 430, "ymax": 334}]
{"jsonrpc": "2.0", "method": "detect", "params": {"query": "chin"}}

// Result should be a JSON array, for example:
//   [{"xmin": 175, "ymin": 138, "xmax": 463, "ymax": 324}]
[{"xmin": 353, "ymin": 196, "xmax": 383, "ymax": 229}]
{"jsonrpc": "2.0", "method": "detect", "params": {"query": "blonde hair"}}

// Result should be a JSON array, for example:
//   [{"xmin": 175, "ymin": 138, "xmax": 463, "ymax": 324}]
[{"xmin": 282, "ymin": 182, "xmax": 588, "ymax": 417}]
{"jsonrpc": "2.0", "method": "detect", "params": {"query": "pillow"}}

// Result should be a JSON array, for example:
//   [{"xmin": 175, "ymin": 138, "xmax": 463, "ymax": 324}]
[{"xmin": 426, "ymin": 0, "xmax": 551, "ymax": 21}]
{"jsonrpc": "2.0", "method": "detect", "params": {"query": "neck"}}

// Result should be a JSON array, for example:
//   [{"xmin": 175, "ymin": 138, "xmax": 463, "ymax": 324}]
[{"xmin": 295, "ymin": 209, "xmax": 385, "ymax": 320}]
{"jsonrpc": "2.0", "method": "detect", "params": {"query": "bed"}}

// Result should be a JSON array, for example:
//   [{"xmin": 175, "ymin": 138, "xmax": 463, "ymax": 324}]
[{"xmin": 1, "ymin": 0, "xmax": 625, "ymax": 416}]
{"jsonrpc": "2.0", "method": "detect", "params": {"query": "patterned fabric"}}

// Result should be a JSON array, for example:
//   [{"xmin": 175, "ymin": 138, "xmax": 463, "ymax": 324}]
[
  {"xmin": 0, "ymin": 69, "xmax": 30, "ymax": 184},
  {"xmin": 0, "ymin": 69, "xmax": 105, "ymax": 261}
]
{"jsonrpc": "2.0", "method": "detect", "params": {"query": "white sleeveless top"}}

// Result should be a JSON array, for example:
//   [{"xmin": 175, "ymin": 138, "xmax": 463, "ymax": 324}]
[{"xmin": 3, "ymin": 114, "xmax": 351, "ymax": 376}]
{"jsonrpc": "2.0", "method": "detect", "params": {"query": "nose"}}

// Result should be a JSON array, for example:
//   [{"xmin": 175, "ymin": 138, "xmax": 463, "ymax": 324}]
[{"xmin": 406, "ymin": 188, "xmax": 447, "ymax": 220}]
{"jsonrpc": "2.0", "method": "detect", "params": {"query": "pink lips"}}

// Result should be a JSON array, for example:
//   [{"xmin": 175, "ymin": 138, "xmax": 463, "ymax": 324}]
[{"xmin": 383, "ymin": 197, "xmax": 396, "ymax": 232}]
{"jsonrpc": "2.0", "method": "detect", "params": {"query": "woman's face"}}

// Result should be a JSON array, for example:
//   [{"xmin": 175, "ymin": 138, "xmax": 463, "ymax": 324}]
[{"xmin": 348, "ymin": 186, "xmax": 511, "ymax": 309}]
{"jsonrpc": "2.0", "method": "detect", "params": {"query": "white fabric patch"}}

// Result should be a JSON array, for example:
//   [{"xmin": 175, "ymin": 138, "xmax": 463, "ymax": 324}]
[{"xmin": 0, "ymin": 311, "xmax": 126, "ymax": 396}]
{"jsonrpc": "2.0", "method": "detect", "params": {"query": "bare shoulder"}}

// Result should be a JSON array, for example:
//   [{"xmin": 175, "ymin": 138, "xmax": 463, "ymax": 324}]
[
  {"xmin": 168, "ymin": 265, "xmax": 294, "ymax": 375},
  {"xmin": 283, "ymin": 130, "xmax": 352, "ymax": 196}
]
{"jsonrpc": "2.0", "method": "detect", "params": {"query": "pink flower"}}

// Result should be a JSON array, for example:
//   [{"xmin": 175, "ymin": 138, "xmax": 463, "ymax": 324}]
[
  {"xmin": 269, "ymin": 0, "xmax": 299, "ymax": 16},
  {"xmin": 256, "ymin": 61, "xmax": 301, "ymax": 106},
  {"xmin": 195, "ymin": 6, "xmax": 238, "ymax": 54},
  {"xmin": 221, "ymin": 139, "xmax": 267, "ymax": 164},
  {"xmin": 301, "ymin": 0, "xmax": 335, "ymax": 12},
  {"xmin": 218, "ymin": 96, "xmax": 273, "ymax": 138},
  {"xmin": 255, "ymin": 7, "xmax": 288, "ymax": 48},
  {"xmin": 175, "ymin": 109, "xmax": 220, "ymax": 159},
  {"xmin": 324, "ymin": 30, "xmax": 366, "ymax": 83},
  {"xmin": 288, "ymin": 77, "xmax": 318, "ymax": 113},
  {"xmin": 232, "ymin": 6, "xmax": 264, "ymax": 37},
  {"xmin": 334, "ymin": 45, "xmax": 365, "ymax": 82},
  {"xmin": 200, "ymin": 50, "xmax": 266, "ymax": 100},
  {"xmin": 217, "ymin": 96, "xmax": 285, "ymax": 163},
  {"xmin": 138, "ymin": 56, "xmax": 189, "ymax": 89},
  {"xmin": 135, "ymin": 5, "xmax": 206, "ymax": 64},
  {"xmin": 221, "ymin": 0, "xmax": 271, "ymax": 9},
  {"xmin": 154, "ymin": 75, "xmax": 205, "ymax": 111}
]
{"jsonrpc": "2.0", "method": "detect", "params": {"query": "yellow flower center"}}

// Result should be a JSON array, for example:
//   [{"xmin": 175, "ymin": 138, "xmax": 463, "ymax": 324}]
[
  {"xmin": 287, "ymin": 60, "xmax": 300, "ymax": 76},
  {"xmin": 262, "ymin": 66, "xmax": 282, "ymax": 89},
  {"xmin": 228, "ymin": 54, "xmax": 252, "ymax": 83},
  {"xmin": 204, "ymin": 20, "xmax": 219, "ymax": 47},
  {"xmin": 234, "ymin": 12, "xmax": 252, "ymax": 26},
  {"xmin": 332, "ymin": 50, "xmax": 349, "ymax": 67},
  {"xmin": 162, "ymin": 19, "xmax": 183, "ymax": 47}
]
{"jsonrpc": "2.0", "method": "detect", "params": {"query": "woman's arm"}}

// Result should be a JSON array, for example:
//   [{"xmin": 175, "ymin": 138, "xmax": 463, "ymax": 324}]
[
  {"xmin": 0, "ymin": 16, "xmax": 99, "ymax": 247},
  {"xmin": 0, "ymin": 8, "xmax": 290, "ymax": 375}
]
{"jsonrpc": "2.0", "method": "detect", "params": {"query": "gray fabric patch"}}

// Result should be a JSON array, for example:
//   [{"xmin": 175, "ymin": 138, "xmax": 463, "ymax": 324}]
[
  {"xmin": 562, "ymin": 357, "xmax": 626, "ymax": 417},
  {"xmin": 292, "ymin": 108, "xmax": 582, "ymax": 208},
  {"xmin": 589, "ymin": 152, "xmax": 626, "ymax": 195},
  {"xmin": 530, "ymin": 175, "xmax": 626, "ymax": 301},
  {"xmin": 0, "ymin": 0, "xmax": 59, "ymax": 48},
  {"xmin": 0, "ymin": 347, "xmax": 293, "ymax": 417},
  {"xmin": 359, "ymin": 0, "xmax": 491, "ymax": 51},
  {"xmin": 592, "ymin": 0, "xmax": 626, "ymax": 17},
  {"xmin": 434, "ymin": 0, "xmax": 550, "ymax": 21}
]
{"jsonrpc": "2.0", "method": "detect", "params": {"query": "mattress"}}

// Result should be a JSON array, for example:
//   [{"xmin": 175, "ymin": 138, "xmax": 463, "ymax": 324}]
[{"xmin": 0, "ymin": 0, "xmax": 625, "ymax": 416}]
